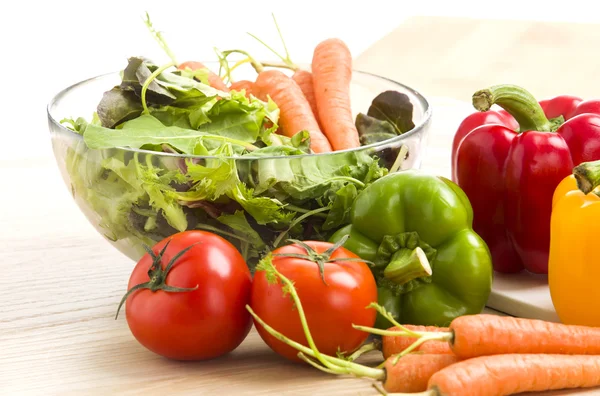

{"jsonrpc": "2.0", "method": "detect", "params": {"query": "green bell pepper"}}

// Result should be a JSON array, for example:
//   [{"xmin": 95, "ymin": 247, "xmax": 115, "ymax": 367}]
[{"xmin": 330, "ymin": 170, "xmax": 493, "ymax": 328}]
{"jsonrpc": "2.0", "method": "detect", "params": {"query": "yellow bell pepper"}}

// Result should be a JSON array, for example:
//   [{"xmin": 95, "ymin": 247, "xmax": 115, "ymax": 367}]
[{"xmin": 549, "ymin": 160, "xmax": 600, "ymax": 326}]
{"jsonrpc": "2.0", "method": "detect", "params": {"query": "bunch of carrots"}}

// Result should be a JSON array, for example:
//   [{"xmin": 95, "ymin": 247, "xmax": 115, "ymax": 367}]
[
  {"xmin": 252, "ymin": 258, "xmax": 600, "ymax": 396},
  {"xmin": 175, "ymin": 15, "xmax": 360, "ymax": 154}
]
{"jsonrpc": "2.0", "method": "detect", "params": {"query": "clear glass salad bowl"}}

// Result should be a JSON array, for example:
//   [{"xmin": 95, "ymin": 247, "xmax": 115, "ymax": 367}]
[{"xmin": 47, "ymin": 68, "xmax": 432, "ymax": 267}]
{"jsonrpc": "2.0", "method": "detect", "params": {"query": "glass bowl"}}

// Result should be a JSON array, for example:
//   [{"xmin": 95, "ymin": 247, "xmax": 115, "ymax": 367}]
[{"xmin": 47, "ymin": 67, "xmax": 432, "ymax": 266}]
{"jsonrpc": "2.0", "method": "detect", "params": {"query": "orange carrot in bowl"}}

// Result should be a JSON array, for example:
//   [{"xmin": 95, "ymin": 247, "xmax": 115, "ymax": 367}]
[
  {"xmin": 291, "ymin": 69, "xmax": 322, "ymax": 129},
  {"xmin": 178, "ymin": 61, "xmax": 230, "ymax": 92},
  {"xmin": 424, "ymin": 354, "xmax": 600, "ymax": 396},
  {"xmin": 311, "ymin": 38, "xmax": 360, "ymax": 151},
  {"xmin": 382, "ymin": 354, "xmax": 459, "ymax": 393},
  {"xmin": 254, "ymin": 69, "xmax": 332, "ymax": 153},
  {"xmin": 229, "ymin": 80, "xmax": 255, "ymax": 97},
  {"xmin": 382, "ymin": 325, "xmax": 453, "ymax": 359}
]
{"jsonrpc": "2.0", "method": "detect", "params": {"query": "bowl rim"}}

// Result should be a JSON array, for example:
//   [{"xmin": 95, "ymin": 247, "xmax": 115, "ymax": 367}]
[{"xmin": 47, "ymin": 67, "xmax": 432, "ymax": 160}]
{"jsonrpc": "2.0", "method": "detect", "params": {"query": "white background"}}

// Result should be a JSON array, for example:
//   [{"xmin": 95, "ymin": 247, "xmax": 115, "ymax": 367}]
[{"xmin": 2, "ymin": 0, "xmax": 599, "ymax": 161}]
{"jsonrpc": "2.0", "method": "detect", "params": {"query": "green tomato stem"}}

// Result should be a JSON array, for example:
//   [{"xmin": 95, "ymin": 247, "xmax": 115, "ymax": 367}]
[
  {"xmin": 383, "ymin": 247, "xmax": 432, "ymax": 285},
  {"xmin": 573, "ymin": 159, "xmax": 600, "ymax": 194},
  {"xmin": 115, "ymin": 240, "xmax": 199, "ymax": 319},
  {"xmin": 471, "ymin": 84, "xmax": 554, "ymax": 132}
]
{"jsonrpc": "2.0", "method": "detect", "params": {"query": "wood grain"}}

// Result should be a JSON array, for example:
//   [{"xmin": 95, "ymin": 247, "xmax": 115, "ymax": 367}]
[
  {"xmin": 4, "ymin": 16, "xmax": 600, "ymax": 395},
  {"xmin": 355, "ymin": 16, "xmax": 600, "ymax": 102},
  {"xmin": 0, "ymin": 158, "xmax": 385, "ymax": 395}
]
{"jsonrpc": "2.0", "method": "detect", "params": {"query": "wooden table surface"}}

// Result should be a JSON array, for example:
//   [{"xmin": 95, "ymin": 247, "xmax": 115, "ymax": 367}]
[{"xmin": 3, "ymin": 16, "xmax": 600, "ymax": 396}]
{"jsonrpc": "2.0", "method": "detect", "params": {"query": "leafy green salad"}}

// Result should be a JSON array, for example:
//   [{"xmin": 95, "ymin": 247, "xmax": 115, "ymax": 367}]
[{"xmin": 59, "ymin": 16, "xmax": 416, "ymax": 268}]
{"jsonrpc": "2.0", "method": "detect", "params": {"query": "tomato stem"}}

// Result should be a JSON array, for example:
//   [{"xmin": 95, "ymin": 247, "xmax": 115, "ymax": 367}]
[
  {"xmin": 115, "ymin": 240, "xmax": 200, "ymax": 319},
  {"xmin": 271, "ymin": 234, "xmax": 371, "ymax": 285}
]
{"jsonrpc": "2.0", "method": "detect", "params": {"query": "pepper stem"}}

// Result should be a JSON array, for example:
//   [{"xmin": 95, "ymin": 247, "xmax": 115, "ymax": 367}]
[
  {"xmin": 472, "ymin": 84, "xmax": 554, "ymax": 132},
  {"xmin": 383, "ymin": 247, "xmax": 432, "ymax": 285},
  {"xmin": 573, "ymin": 160, "xmax": 600, "ymax": 195}
]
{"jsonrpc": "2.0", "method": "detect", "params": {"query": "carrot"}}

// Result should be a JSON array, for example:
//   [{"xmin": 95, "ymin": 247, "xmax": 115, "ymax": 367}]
[
  {"xmin": 178, "ymin": 61, "xmax": 230, "ymax": 92},
  {"xmin": 382, "ymin": 354, "xmax": 459, "ymax": 393},
  {"xmin": 229, "ymin": 80, "xmax": 255, "ymax": 97},
  {"xmin": 382, "ymin": 325, "xmax": 453, "ymax": 359},
  {"xmin": 254, "ymin": 69, "xmax": 332, "ymax": 153},
  {"xmin": 311, "ymin": 38, "xmax": 360, "ymax": 151},
  {"xmin": 360, "ymin": 314, "xmax": 600, "ymax": 361},
  {"xmin": 246, "ymin": 264, "xmax": 600, "ymax": 396},
  {"xmin": 449, "ymin": 314, "xmax": 600, "ymax": 359},
  {"xmin": 291, "ymin": 69, "xmax": 322, "ymax": 129},
  {"xmin": 248, "ymin": 304, "xmax": 460, "ymax": 394},
  {"xmin": 424, "ymin": 354, "xmax": 600, "ymax": 396}
]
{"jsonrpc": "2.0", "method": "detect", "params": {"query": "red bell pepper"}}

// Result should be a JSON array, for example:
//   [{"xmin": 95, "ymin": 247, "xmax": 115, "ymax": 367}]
[{"xmin": 451, "ymin": 84, "xmax": 600, "ymax": 274}]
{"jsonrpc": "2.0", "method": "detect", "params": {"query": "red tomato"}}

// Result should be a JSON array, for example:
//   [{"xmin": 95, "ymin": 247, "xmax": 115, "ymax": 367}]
[
  {"xmin": 121, "ymin": 231, "xmax": 252, "ymax": 360},
  {"xmin": 250, "ymin": 241, "xmax": 378, "ymax": 362}
]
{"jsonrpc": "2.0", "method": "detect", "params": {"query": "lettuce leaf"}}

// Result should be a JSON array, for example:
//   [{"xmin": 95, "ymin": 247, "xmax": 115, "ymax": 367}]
[
  {"xmin": 64, "ymin": 56, "xmax": 394, "ymax": 266},
  {"xmin": 228, "ymin": 184, "xmax": 295, "ymax": 226},
  {"xmin": 322, "ymin": 184, "xmax": 358, "ymax": 230},
  {"xmin": 253, "ymin": 150, "xmax": 378, "ymax": 201},
  {"xmin": 217, "ymin": 210, "xmax": 266, "ymax": 250},
  {"xmin": 83, "ymin": 114, "xmax": 259, "ymax": 155}
]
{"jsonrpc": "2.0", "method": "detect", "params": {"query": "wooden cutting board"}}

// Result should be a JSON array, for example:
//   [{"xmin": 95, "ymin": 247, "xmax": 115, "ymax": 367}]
[{"xmin": 353, "ymin": 16, "xmax": 600, "ymax": 323}]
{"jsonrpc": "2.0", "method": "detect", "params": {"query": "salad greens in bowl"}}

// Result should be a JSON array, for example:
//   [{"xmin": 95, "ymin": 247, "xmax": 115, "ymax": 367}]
[{"xmin": 47, "ymin": 23, "xmax": 432, "ymax": 269}]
